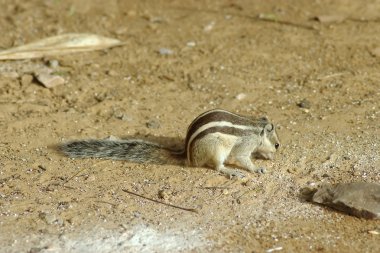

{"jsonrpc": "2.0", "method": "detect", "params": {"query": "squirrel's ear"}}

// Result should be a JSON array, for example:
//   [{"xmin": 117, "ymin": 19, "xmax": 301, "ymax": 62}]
[
  {"xmin": 261, "ymin": 124, "xmax": 274, "ymax": 136},
  {"xmin": 265, "ymin": 123, "xmax": 274, "ymax": 132}
]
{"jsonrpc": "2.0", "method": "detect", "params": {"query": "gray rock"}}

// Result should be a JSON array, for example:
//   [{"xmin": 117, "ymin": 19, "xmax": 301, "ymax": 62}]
[
  {"xmin": 305, "ymin": 182, "xmax": 380, "ymax": 219},
  {"xmin": 146, "ymin": 119, "xmax": 160, "ymax": 129}
]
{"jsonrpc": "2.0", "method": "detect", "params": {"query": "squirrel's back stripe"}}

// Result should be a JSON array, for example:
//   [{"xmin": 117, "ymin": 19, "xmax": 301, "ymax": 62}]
[
  {"xmin": 186, "ymin": 109, "xmax": 266, "ymax": 144},
  {"xmin": 185, "ymin": 109, "xmax": 268, "ymax": 164}
]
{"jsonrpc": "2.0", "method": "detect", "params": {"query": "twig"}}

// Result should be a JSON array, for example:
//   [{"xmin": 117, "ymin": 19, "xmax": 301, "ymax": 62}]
[
  {"xmin": 254, "ymin": 15, "xmax": 316, "ymax": 30},
  {"xmin": 317, "ymin": 72, "xmax": 347, "ymax": 80},
  {"xmin": 64, "ymin": 167, "xmax": 87, "ymax": 184},
  {"xmin": 236, "ymin": 190, "xmax": 251, "ymax": 200},
  {"xmin": 122, "ymin": 189, "xmax": 198, "ymax": 213},
  {"xmin": 198, "ymin": 186, "xmax": 231, "ymax": 190},
  {"xmin": 94, "ymin": 200, "xmax": 118, "ymax": 207},
  {"xmin": 170, "ymin": 6, "xmax": 317, "ymax": 31}
]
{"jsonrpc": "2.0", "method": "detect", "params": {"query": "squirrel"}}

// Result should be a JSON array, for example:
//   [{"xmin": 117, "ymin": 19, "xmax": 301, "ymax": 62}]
[{"xmin": 60, "ymin": 109, "xmax": 280, "ymax": 178}]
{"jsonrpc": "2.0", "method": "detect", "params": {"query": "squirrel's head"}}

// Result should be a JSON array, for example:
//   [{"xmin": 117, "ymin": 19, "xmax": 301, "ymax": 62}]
[{"xmin": 254, "ymin": 123, "xmax": 280, "ymax": 160}]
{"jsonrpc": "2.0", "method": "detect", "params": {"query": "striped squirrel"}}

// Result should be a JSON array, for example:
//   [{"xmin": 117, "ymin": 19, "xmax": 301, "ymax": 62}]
[{"xmin": 60, "ymin": 109, "xmax": 280, "ymax": 178}]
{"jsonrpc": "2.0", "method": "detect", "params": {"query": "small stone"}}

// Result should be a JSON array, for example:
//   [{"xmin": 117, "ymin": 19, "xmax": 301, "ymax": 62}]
[
  {"xmin": 235, "ymin": 93, "xmax": 247, "ymax": 100},
  {"xmin": 106, "ymin": 135, "xmax": 120, "ymax": 141},
  {"xmin": 114, "ymin": 111, "xmax": 132, "ymax": 121},
  {"xmin": 287, "ymin": 167, "xmax": 299, "ymax": 174},
  {"xmin": 146, "ymin": 119, "xmax": 160, "ymax": 129},
  {"xmin": 113, "ymin": 110, "xmax": 132, "ymax": 121},
  {"xmin": 94, "ymin": 92, "xmax": 107, "ymax": 102},
  {"xmin": 21, "ymin": 74, "xmax": 34, "ymax": 86},
  {"xmin": 57, "ymin": 201, "xmax": 71, "ymax": 210},
  {"xmin": 39, "ymin": 212, "xmax": 64, "ymax": 225},
  {"xmin": 343, "ymin": 155, "xmax": 351, "ymax": 160},
  {"xmin": 106, "ymin": 70, "xmax": 118, "ymax": 76},
  {"xmin": 158, "ymin": 189, "xmax": 171, "ymax": 200},
  {"xmin": 297, "ymin": 99, "xmax": 311, "ymax": 109},
  {"xmin": 121, "ymin": 114, "xmax": 132, "ymax": 121},
  {"xmin": 85, "ymin": 174, "xmax": 96, "ymax": 182},
  {"xmin": 48, "ymin": 59, "xmax": 59, "ymax": 68},
  {"xmin": 186, "ymin": 41, "xmax": 196, "ymax": 47},
  {"xmin": 35, "ymin": 72, "xmax": 65, "ymax": 88},
  {"xmin": 368, "ymin": 230, "xmax": 379, "ymax": 235},
  {"xmin": 204, "ymin": 21, "xmax": 215, "ymax": 32},
  {"xmin": 158, "ymin": 48, "xmax": 174, "ymax": 55}
]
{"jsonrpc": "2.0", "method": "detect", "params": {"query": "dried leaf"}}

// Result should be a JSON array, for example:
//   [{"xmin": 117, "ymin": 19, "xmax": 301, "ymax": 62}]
[
  {"xmin": 0, "ymin": 33, "xmax": 124, "ymax": 60},
  {"xmin": 314, "ymin": 15, "xmax": 346, "ymax": 23}
]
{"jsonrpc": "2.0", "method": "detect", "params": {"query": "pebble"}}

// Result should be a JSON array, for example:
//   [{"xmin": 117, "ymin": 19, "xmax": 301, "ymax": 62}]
[
  {"xmin": 106, "ymin": 70, "xmax": 118, "ymax": 76},
  {"xmin": 235, "ymin": 93, "xmax": 247, "ymax": 100},
  {"xmin": 158, "ymin": 48, "xmax": 174, "ymax": 55},
  {"xmin": 113, "ymin": 111, "xmax": 131, "ymax": 121},
  {"xmin": 158, "ymin": 189, "xmax": 171, "ymax": 200},
  {"xmin": 106, "ymin": 135, "xmax": 120, "ymax": 141},
  {"xmin": 222, "ymin": 189, "xmax": 229, "ymax": 195},
  {"xmin": 146, "ymin": 119, "xmax": 160, "ymax": 129},
  {"xmin": 39, "ymin": 212, "xmax": 64, "ymax": 225},
  {"xmin": 287, "ymin": 167, "xmax": 299, "ymax": 174},
  {"xmin": 297, "ymin": 99, "xmax": 311, "ymax": 109},
  {"xmin": 186, "ymin": 41, "xmax": 196, "ymax": 47},
  {"xmin": 85, "ymin": 174, "xmax": 96, "ymax": 182},
  {"xmin": 204, "ymin": 21, "xmax": 215, "ymax": 32},
  {"xmin": 35, "ymin": 71, "xmax": 65, "ymax": 88},
  {"xmin": 48, "ymin": 59, "xmax": 59, "ymax": 68},
  {"xmin": 121, "ymin": 114, "xmax": 132, "ymax": 121}
]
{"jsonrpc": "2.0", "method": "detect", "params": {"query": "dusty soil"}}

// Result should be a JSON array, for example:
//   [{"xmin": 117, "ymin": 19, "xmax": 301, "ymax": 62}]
[{"xmin": 0, "ymin": 0, "xmax": 379, "ymax": 252}]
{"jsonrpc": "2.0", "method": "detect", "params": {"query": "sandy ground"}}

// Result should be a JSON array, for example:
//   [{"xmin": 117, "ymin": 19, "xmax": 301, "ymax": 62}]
[{"xmin": 0, "ymin": 0, "xmax": 379, "ymax": 252}]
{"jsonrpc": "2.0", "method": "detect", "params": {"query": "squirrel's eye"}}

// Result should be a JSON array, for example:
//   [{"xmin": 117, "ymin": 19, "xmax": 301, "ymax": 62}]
[{"xmin": 275, "ymin": 143, "xmax": 280, "ymax": 149}]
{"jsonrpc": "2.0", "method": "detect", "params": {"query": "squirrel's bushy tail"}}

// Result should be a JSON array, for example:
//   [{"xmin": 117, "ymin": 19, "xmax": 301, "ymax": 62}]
[{"xmin": 60, "ymin": 139, "xmax": 185, "ymax": 165}]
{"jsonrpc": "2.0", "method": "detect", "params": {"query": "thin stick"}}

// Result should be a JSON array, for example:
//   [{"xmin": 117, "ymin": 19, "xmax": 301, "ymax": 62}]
[
  {"xmin": 94, "ymin": 200, "xmax": 118, "ymax": 207},
  {"xmin": 198, "ymin": 186, "xmax": 231, "ymax": 190},
  {"xmin": 64, "ymin": 167, "xmax": 87, "ymax": 184},
  {"xmin": 122, "ymin": 189, "xmax": 198, "ymax": 213}
]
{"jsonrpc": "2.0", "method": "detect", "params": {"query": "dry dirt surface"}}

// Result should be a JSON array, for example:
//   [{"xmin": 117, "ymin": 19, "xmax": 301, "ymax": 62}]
[{"xmin": 0, "ymin": 0, "xmax": 379, "ymax": 252}]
